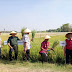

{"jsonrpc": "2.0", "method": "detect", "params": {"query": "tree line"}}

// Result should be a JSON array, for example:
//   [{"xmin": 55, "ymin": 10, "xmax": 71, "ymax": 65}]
[{"xmin": 46, "ymin": 23, "xmax": 72, "ymax": 32}]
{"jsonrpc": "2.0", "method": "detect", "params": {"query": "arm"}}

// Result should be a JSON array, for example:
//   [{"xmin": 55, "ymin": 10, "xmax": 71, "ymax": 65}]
[
  {"xmin": 64, "ymin": 40, "xmax": 66, "ymax": 56},
  {"xmin": 48, "ymin": 47, "xmax": 51, "ymax": 49},
  {"xmin": 41, "ymin": 42, "xmax": 46, "ymax": 51},
  {"xmin": 41, "ymin": 48, "xmax": 47, "ymax": 51},
  {"xmin": 24, "ymin": 42, "xmax": 27, "ymax": 53},
  {"xmin": 7, "ymin": 37, "xmax": 13, "ymax": 49},
  {"xmin": 7, "ymin": 43, "xmax": 13, "ymax": 49},
  {"xmin": 64, "ymin": 46, "xmax": 66, "ymax": 56},
  {"xmin": 1, "ymin": 41, "xmax": 3, "ymax": 47}
]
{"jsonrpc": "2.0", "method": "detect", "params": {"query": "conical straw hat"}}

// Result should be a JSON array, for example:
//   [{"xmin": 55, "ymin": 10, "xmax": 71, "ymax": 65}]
[
  {"xmin": 10, "ymin": 31, "xmax": 17, "ymax": 35},
  {"xmin": 24, "ymin": 28, "xmax": 31, "ymax": 33},
  {"xmin": 44, "ymin": 35, "xmax": 51, "ymax": 39}
]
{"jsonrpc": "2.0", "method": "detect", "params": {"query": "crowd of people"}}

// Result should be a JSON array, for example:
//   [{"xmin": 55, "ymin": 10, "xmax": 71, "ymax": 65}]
[{"xmin": 0, "ymin": 28, "xmax": 72, "ymax": 64}]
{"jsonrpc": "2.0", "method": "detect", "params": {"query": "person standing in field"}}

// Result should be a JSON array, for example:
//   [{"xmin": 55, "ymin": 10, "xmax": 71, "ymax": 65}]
[
  {"xmin": 64, "ymin": 33, "xmax": 72, "ymax": 64},
  {"xmin": 39, "ymin": 35, "xmax": 53, "ymax": 63},
  {"xmin": 22, "ymin": 28, "xmax": 31, "ymax": 61},
  {"xmin": 0, "ymin": 32, "xmax": 3, "ymax": 58},
  {"xmin": 7, "ymin": 31, "xmax": 20, "ymax": 61}
]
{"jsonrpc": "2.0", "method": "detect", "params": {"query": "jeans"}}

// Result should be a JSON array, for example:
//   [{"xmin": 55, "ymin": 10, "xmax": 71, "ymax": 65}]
[
  {"xmin": 66, "ymin": 49, "xmax": 72, "ymax": 64},
  {"xmin": 9, "ymin": 45, "xmax": 18, "ymax": 60}
]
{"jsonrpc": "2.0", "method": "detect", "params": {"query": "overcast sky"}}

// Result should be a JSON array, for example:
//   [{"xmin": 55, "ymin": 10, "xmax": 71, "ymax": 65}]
[{"xmin": 0, "ymin": 0, "xmax": 72, "ymax": 32}]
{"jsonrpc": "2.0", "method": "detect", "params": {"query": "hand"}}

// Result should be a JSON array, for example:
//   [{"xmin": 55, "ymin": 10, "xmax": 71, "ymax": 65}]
[
  {"xmin": 45, "ymin": 49, "xmax": 48, "ymax": 52},
  {"xmin": 11, "ymin": 47, "xmax": 13, "ymax": 52}
]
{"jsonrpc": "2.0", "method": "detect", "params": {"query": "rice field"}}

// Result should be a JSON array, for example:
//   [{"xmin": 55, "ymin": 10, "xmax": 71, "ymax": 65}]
[
  {"xmin": 1, "ymin": 32, "xmax": 66, "ymax": 63},
  {"xmin": 0, "ymin": 32, "xmax": 72, "ymax": 72}
]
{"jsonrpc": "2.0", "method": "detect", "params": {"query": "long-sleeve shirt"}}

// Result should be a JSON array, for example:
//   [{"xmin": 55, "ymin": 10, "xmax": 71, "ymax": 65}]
[{"xmin": 40, "ymin": 40, "xmax": 49, "ymax": 54}]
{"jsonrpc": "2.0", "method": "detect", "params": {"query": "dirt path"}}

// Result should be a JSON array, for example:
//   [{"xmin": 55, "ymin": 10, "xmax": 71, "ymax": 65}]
[
  {"xmin": 0, "ymin": 64, "xmax": 57, "ymax": 72},
  {"xmin": 0, "ymin": 66, "xmax": 53, "ymax": 72}
]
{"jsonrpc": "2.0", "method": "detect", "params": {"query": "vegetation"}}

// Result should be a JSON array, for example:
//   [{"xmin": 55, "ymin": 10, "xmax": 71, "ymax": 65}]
[
  {"xmin": 0, "ymin": 33, "xmax": 72, "ymax": 72},
  {"xmin": 0, "ymin": 60, "xmax": 72, "ymax": 72},
  {"xmin": 0, "ymin": 33, "xmax": 66, "ymax": 64},
  {"xmin": 46, "ymin": 23, "xmax": 72, "ymax": 32},
  {"xmin": 52, "ymin": 40, "xmax": 59, "ymax": 48},
  {"xmin": 31, "ymin": 30, "xmax": 36, "ymax": 42},
  {"xmin": 21, "ymin": 27, "xmax": 26, "ymax": 37}
]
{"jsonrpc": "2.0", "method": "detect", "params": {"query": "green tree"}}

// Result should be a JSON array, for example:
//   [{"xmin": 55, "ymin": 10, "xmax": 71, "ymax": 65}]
[
  {"xmin": 61, "ymin": 23, "xmax": 71, "ymax": 32},
  {"xmin": 70, "ymin": 24, "xmax": 72, "ymax": 32},
  {"xmin": 57, "ymin": 28, "xmax": 61, "ymax": 32}
]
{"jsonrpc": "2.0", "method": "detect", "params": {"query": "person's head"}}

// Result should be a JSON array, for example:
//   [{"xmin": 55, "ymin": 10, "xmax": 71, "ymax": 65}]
[
  {"xmin": 27, "ymin": 33, "xmax": 29, "ymax": 34},
  {"xmin": 45, "ymin": 39, "xmax": 49, "ymax": 42},
  {"xmin": 65, "ymin": 33, "xmax": 72, "ymax": 39},
  {"xmin": 11, "ymin": 33, "xmax": 16, "ymax": 37},
  {"xmin": 10, "ymin": 31, "xmax": 17, "ymax": 37},
  {"xmin": 44, "ymin": 35, "xmax": 51, "ymax": 42},
  {"xmin": 70, "ymin": 33, "xmax": 72, "ymax": 38},
  {"xmin": 24, "ymin": 28, "xmax": 31, "ymax": 34}
]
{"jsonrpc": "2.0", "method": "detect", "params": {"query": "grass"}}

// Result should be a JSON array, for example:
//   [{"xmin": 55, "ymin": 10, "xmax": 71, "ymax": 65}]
[
  {"xmin": 1, "ymin": 34, "xmax": 66, "ymax": 63},
  {"xmin": 0, "ymin": 33, "xmax": 72, "ymax": 72},
  {"xmin": 0, "ymin": 60, "xmax": 72, "ymax": 72}
]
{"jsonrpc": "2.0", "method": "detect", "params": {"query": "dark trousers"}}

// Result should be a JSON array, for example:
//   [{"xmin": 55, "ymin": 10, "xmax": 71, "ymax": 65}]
[
  {"xmin": 66, "ymin": 49, "xmax": 72, "ymax": 64},
  {"xmin": 26, "ymin": 50, "xmax": 30, "ymax": 61},
  {"xmin": 40, "ymin": 53, "xmax": 48, "ymax": 63},
  {"xmin": 9, "ymin": 45, "xmax": 18, "ymax": 60},
  {"xmin": 0, "ymin": 47, "xmax": 1, "ymax": 58}
]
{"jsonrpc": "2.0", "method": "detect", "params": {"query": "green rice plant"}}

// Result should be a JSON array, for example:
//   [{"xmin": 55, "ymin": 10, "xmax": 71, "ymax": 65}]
[
  {"xmin": 21, "ymin": 27, "xmax": 26, "ymax": 37},
  {"xmin": 31, "ymin": 30, "xmax": 36, "ymax": 42},
  {"xmin": 52, "ymin": 40, "xmax": 59, "ymax": 49},
  {"xmin": 0, "ymin": 34, "xmax": 66, "ymax": 64}
]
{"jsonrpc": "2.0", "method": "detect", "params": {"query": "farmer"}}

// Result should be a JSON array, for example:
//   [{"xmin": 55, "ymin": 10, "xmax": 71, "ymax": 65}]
[
  {"xmin": 39, "ymin": 35, "xmax": 52, "ymax": 63},
  {"xmin": 23, "ymin": 28, "xmax": 31, "ymax": 61},
  {"xmin": 7, "ymin": 31, "xmax": 20, "ymax": 61},
  {"xmin": 0, "ymin": 32, "xmax": 3, "ymax": 58},
  {"xmin": 64, "ymin": 33, "xmax": 72, "ymax": 64}
]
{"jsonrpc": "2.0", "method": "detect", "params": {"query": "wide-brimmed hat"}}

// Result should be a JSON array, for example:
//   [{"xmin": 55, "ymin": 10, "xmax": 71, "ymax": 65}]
[
  {"xmin": 44, "ymin": 35, "xmax": 51, "ymax": 39},
  {"xmin": 24, "ymin": 28, "xmax": 31, "ymax": 33},
  {"xmin": 10, "ymin": 31, "xmax": 17, "ymax": 35},
  {"xmin": 65, "ymin": 32, "xmax": 72, "ymax": 38}
]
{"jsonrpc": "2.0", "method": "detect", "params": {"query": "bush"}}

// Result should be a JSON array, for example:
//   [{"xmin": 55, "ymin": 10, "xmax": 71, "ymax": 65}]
[
  {"xmin": 31, "ymin": 30, "xmax": 36, "ymax": 42},
  {"xmin": 21, "ymin": 28, "xmax": 26, "ymax": 37}
]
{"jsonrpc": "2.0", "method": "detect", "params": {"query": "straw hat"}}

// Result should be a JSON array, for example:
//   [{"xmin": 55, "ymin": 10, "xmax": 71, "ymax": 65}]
[
  {"xmin": 65, "ymin": 32, "xmax": 72, "ymax": 38},
  {"xmin": 44, "ymin": 35, "xmax": 51, "ymax": 39},
  {"xmin": 24, "ymin": 28, "xmax": 31, "ymax": 33},
  {"xmin": 10, "ymin": 31, "xmax": 17, "ymax": 35}
]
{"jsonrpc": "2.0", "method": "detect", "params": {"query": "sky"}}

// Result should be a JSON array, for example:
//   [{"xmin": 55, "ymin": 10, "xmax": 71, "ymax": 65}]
[{"xmin": 0, "ymin": 0, "xmax": 72, "ymax": 32}]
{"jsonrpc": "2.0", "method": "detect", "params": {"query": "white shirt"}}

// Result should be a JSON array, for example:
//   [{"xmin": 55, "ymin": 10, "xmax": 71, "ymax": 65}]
[
  {"xmin": 22, "ymin": 34, "xmax": 31, "ymax": 50},
  {"xmin": 0, "ymin": 37, "xmax": 2, "ymax": 47}
]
